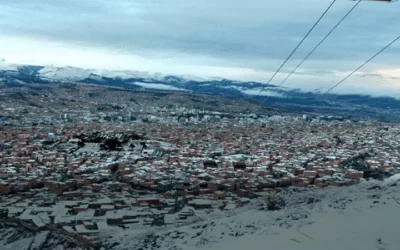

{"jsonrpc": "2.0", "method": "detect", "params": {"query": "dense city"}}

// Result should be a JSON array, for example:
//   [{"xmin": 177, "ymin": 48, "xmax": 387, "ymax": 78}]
[
  {"xmin": 1, "ymin": 88, "xmax": 399, "ymax": 248},
  {"xmin": 1, "ymin": 0, "xmax": 400, "ymax": 248}
]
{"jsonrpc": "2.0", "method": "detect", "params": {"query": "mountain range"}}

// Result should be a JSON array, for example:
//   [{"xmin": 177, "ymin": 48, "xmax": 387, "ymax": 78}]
[{"xmin": 1, "ymin": 63, "xmax": 399, "ymax": 122}]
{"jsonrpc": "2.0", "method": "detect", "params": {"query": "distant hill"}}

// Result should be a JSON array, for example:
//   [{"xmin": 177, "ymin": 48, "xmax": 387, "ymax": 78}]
[{"xmin": 1, "ymin": 63, "xmax": 400, "ymax": 122}]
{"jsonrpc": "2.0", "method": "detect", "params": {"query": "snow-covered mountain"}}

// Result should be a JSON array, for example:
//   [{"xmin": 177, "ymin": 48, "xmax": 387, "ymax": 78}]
[
  {"xmin": 1, "ymin": 62, "xmax": 400, "ymax": 122},
  {"xmin": 37, "ymin": 65, "xmax": 170, "ymax": 82},
  {"xmin": 0, "ymin": 63, "xmax": 286, "ymax": 95}
]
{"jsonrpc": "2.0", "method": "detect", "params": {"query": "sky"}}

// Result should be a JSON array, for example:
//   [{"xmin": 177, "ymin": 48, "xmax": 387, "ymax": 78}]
[{"xmin": 0, "ymin": 0, "xmax": 399, "ymax": 96}]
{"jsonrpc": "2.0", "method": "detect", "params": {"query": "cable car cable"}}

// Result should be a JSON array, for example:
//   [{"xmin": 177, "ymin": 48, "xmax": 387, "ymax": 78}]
[
  {"xmin": 325, "ymin": 34, "xmax": 400, "ymax": 94},
  {"xmin": 278, "ymin": 0, "xmax": 362, "ymax": 87},
  {"xmin": 256, "ymin": 0, "xmax": 337, "ymax": 97}
]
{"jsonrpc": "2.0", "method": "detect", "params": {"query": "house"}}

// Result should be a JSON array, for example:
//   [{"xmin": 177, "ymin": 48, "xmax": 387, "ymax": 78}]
[
  {"xmin": 303, "ymin": 171, "xmax": 317, "ymax": 178},
  {"xmin": 75, "ymin": 224, "xmax": 99, "ymax": 236},
  {"xmin": 156, "ymin": 180, "xmax": 173, "ymax": 192},
  {"xmin": 73, "ymin": 204, "xmax": 89, "ymax": 213},
  {"xmin": 188, "ymin": 199, "xmax": 212, "ymax": 209},
  {"xmin": 100, "ymin": 205, "xmax": 115, "ymax": 211},
  {"xmin": 214, "ymin": 191, "xmax": 226, "ymax": 199},
  {"xmin": 0, "ymin": 181, "xmax": 10, "ymax": 194},
  {"xmin": 203, "ymin": 160, "xmax": 218, "ymax": 168},
  {"xmin": 136, "ymin": 198, "xmax": 160, "ymax": 206},
  {"xmin": 346, "ymin": 169, "xmax": 363, "ymax": 179}
]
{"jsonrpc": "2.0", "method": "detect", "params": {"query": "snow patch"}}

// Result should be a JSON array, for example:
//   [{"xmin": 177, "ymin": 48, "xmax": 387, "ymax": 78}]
[
  {"xmin": 39, "ymin": 66, "xmax": 92, "ymax": 81},
  {"xmin": 2, "ymin": 236, "xmax": 33, "ymax": 250},
  {"xmin": 0, "ymin": 63, "xmax": 19, "ymax": 71},
  {"xmin": 98, "ymin": 70, "xmax": 157, "ymax": 80},
  {"xmin": 383, "ymin": 173, "xmax": 400, "ymax": 186},
  {"xmin": 132, "ymin": 82, "xmax": 188, "ymax": 91},
  {"xmin": 240, "ymin": 88, "xmax": 284, "ymax": 97},
  {"xmin": 37, "ymin": 66, "xmax": 164, "ymax": 82},
  {"xmin": 217, "ymin": 85, "xmax": 285, "ymax": 97}
]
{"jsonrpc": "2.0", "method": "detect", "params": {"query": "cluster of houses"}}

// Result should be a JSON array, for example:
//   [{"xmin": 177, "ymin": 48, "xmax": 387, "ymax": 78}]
[{"xmin": 1, "ymin": 106, "xmax": 400, "ymax": 246}]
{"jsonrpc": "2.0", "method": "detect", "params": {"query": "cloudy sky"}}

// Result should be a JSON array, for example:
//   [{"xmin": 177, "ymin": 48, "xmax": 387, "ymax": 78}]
[{"xmin": 0, "ymin": 0, "xmax": 399, "ymax": 96}]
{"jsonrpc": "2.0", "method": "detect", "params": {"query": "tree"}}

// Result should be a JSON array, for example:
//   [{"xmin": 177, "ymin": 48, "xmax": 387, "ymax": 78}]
[
  {"xmin": 77, "ymin": 140, "xmax": 85, "ymax": 147},
  {"xmin": 109, "ymin": 164, "xmax": 119, "ymax": 174}
]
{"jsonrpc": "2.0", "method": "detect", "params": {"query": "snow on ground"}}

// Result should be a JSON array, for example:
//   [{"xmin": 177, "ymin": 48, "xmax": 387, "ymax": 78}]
[
  {"xmin": 132, "ymin": 82, "xmax": 188, "ymax": 91},
  {"xmin": 383, "ymin": 173, "xmax": 400, "ymax": 186},
  {"xmin": 2, "ymin": 236, "xmax": 33, "ymax": 250},
  {"xmin": 220, "ymin": 154, "xmax": 250, "ymax": 159},
  {"xmin": 204, "ymin": 195, "xmax": 400, "ymax": 250},
  {"xmin": 103, "ymin": 178, "xmax": 400, "ymax": 250},
  {"xmin": 0, "ymin": 223, "xmax": 79, "ymax": 250},
  {"xmin": 30, "ymin": 231, "xmax": 50, "ymax": 250}
]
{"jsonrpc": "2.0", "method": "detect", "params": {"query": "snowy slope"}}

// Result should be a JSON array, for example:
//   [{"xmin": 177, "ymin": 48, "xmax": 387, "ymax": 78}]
[
  {"xmin": 37, "ymin": 65, "xmax": 181, "ymax": 82},
  {"xmin": 234, "ymin": 87, "xmax": 285, "ymax": 97},
  {"xmin": 2, "ymin": 62, "xmax": 400, "ymax": 122},
  {"xmin": 36, "ymin": 65, "xmax": 157, "ymax": 82},
  {"xmin": 207, "ymin": 195, "xmax": 400, "ymax": 250},
  {"xmin": 103, "ymin": 177, "xmax": 400, "ymax": 250},
  {"xmin": 0, "ymin": 224, "xmax": 75, "ymax": 250},
  {"xmin": 0, "ymin": 62, "xmax": 19, "ymax": 71},
  {"xmin": 132, "ymin": 82, "xmax": 189, "ymax": 91},
  {"xmin": 39, "ymin": 66, "xmax": 93, "ymax": 81}
]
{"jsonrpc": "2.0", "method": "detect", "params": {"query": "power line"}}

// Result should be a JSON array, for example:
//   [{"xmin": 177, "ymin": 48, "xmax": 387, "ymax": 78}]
[
  {"xmin": 256, "ymin": 0, "xmax": 337, "ymax": 97},
  {"xmin": 278, "ymin": 0, "xmax": 362, "ymax": 87},
  {"xmin": 325, "ymin": 34, "xmax": 400, "ymax": 94}
]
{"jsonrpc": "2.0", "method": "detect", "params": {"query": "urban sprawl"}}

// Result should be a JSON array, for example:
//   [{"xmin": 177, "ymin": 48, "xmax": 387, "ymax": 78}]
[{"xmin": 1, "ymin": 100, "xmax": 399, "ymax": 247}]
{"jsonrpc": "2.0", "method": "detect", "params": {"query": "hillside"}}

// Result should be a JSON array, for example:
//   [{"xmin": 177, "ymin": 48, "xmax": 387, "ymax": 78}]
[
  {"xmin": 1, "ymin": 63, "xmax": 400, "ymax": 122},
  {"xmin": 102, "ymin": 176, "xmax": 400, "ymax": 250}
]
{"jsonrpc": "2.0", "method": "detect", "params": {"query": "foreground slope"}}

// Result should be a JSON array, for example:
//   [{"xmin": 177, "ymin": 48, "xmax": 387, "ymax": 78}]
[
  {"xmin": 103, "ymin": 176, "xmax": 400, "ymax": 250},
  {"xmin": 206, "ymin": 189, "xmax": 400, "ymax": 250}
]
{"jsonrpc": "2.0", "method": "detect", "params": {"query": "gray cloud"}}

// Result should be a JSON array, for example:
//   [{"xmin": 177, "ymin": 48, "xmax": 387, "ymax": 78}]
[
  {"xmin": 0, "ymin": 0, "xmax": 400, "ymax": 95},
  {"xmin": 2, "ymin": 0, "xmax": 399, "ymax": 60}
]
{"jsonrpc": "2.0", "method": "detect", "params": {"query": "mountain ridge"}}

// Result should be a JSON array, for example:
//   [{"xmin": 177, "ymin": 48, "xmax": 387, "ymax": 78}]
[{"xmin": 1, "ymin": 63, "xmax": 400, "ymax": 122}]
